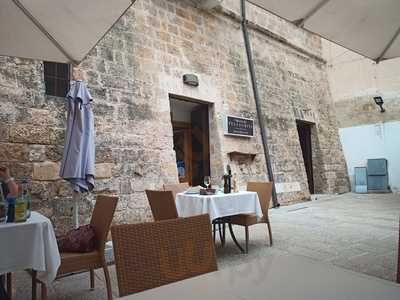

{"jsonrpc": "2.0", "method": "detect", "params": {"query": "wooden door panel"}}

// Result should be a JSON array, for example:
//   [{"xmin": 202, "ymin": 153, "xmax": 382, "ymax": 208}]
[{"xmin": 191, "ymin": 106, "xmax": 210, "ymax": 186}]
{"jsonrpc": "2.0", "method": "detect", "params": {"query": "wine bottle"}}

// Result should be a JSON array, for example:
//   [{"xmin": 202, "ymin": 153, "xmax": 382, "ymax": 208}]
[
  {"xmin": 15, "ymin": 185, "xmax": 27, "ymax": 222},
  {"xmin": 226, "ymin": 165, "xmax": 232, "ymax": 193},
  {"xmin": 223, "ymin": 175, "xmax": 229, "ymax": 194}
]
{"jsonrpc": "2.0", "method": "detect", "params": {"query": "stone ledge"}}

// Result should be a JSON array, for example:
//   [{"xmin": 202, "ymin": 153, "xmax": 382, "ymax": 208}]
[
  {"xmin": 32, "ymin": 162, "xmax": 115, "ymax": 181},
  {"xmin": 33, "ymin": 162, "xmax": 60, "ymax": 181},
  {"xmin": 95, "ymin": 163, "xmax": 114, "ymax": 179}
]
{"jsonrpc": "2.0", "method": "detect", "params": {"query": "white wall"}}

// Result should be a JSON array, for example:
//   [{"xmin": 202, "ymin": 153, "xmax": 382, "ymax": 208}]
[
  {"xmin": 339, "ymin": 121, "xmax": 400, "ymax": 192},
  {"xmin": 322, "ymin": 40, "xmax": 400, "ymax": 103}
]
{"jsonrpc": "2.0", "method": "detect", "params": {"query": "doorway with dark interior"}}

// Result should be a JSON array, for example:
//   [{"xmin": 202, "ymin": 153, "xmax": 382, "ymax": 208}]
[
  {"xmin": 170, "ymin": 96, "xmax": 210, "ymax": 186},
  {"xmin": 296, "ymin": 120, "xmax": 315, "ymax": 194}
]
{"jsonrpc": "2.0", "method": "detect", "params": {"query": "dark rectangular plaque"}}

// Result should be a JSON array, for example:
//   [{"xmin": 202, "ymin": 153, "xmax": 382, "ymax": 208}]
[{"xmin": 225, "ymin": 116, "xmax": 254, "ymax": 137}]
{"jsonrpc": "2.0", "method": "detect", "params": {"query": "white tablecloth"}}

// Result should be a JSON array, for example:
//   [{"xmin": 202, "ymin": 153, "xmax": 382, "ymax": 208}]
[
  {"xmin": 0, "ymin": 212, "xmax": 61, "ymax": 284},
  {"xmin": 175, "ymin": 191, "xmax": 263, "ymax": 221}
]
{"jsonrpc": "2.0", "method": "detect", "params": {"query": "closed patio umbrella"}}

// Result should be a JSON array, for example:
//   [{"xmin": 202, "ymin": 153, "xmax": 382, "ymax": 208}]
[
  {"xmin": 0, "ymin": 0, "xmax": 135, "ymax": 64},
  {"xmin": 60, "ymin": 76, "xmax": 95, "ymax": 227},
  {"xmin": 248, "ymin": 0, "xmax": 400, "ymax": 62}
]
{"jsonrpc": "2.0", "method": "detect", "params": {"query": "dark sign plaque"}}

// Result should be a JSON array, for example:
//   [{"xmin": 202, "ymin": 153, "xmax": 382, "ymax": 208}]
[{"xmin": 225, "ymin": 115, "xmax": 254, "ymax": 137}]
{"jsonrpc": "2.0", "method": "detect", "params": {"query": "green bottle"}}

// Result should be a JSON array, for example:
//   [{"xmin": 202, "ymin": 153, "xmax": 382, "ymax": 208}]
[{"xmin": 22, "ymin": 179, "xmax": 32, "ymax": 218}]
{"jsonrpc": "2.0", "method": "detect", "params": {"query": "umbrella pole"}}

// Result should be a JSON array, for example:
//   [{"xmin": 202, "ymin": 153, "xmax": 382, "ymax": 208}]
[{"xmin": 72, "ymin": 191, "xmax": 80, "ymax": 228}]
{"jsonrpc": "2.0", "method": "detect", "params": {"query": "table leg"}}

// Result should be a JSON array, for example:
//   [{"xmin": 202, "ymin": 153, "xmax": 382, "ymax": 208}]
[
  {"xmin": 41, "ymin": 282, "xmax": 48, "ymax": 300},
  {"xmin": 6, "ymin": 273, "xmax": 12, "ymax": 300},
  {"xmin": 212, "ymin": 218, "xmax": 226, "ymax": 247},
  {"xmin": 212, "ymin": 223, "xmax": 216, "ymax": 244},
  {"xmin": 32, "ymin": 270, "xmax": 37, "ymax": 300},
  {"xmin": 218, "ymin": 222, "xmax": 226, "ymax": 247},
  {"xmin": 228, "ymin": 222, "xmax": 245, "ymax": 253},
  {"xmin": 222, "ymin": 223, "xmax": 226, "ymax": 246},
  {"xmin": 218, "ymin": 223, "xmax": 223, "ymax": 245}
]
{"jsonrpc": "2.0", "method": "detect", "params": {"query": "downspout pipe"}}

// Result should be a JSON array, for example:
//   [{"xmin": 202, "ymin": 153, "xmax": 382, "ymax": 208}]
[{"xmin": 240, "ymin": 0, "xmax": 279, "ymax": 207}]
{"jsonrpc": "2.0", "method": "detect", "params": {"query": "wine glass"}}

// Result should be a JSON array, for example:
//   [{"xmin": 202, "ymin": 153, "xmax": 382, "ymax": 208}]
[{"xmin": 203, "ymin": 176, "xmax": 210, "ymax": 188}]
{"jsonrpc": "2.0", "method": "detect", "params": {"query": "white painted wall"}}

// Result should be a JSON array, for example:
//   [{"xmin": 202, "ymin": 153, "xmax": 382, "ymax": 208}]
[
  {"xmin": 339, "ymin": 121, "xmax": 400, "ymax": 192},
  {"xmin": 322, "ymin": 40, "xmax": 400, "ymax": 103}
]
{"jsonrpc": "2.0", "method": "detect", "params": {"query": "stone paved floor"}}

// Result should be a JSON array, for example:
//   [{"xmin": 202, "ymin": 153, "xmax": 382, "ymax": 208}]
[{"xmin": 11, "ymin": 193, "xmax": 400, "ymax": 299}]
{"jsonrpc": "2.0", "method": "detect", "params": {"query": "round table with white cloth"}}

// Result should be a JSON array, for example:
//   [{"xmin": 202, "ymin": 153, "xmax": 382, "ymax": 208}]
[
  {"xmin": 176, "ymin": 190, "xmax": 263, "ymax": 253},
  {"xmin": 175, "ymin": 191, "xmax": 263, "ymax": 221},
  {"xmin": 0, "ymin": 212, "xmax": 61, "ymax": 285}
]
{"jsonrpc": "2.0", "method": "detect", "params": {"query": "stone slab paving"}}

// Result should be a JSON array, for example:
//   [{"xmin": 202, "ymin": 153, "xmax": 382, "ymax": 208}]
[{"xmin": 11, "ymin": 193, "xmax": 400, "ymax": 299}]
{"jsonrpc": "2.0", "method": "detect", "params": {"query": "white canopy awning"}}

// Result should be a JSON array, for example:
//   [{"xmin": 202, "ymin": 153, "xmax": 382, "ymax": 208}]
[
  {"xmin": 248, "ymin": 0, "xmax": 400, "ymax": 62},
  {"xmin": 0, "ymin": 0, "xmax": 135, "ymax": 64}
]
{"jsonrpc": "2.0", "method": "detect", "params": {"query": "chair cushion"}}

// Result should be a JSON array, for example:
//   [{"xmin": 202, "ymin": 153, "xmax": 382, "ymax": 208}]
[
  {"xmin": 57, "ymin": 224, "xmax": 96, "ymax": 253},
  {"xmin": 230, "ymin": 214, "xmax": 259, "ymax": 226},
  {"xmin": 58, "ymin": 251, "xmax": 101, "ymax": 275}
]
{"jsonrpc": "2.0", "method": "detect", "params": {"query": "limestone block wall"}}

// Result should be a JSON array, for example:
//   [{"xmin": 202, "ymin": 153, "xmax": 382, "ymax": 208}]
[
  {"xmin": 248, "ymin": 22, "xmax": 349, "ymax": 202},
  {"xmin": 0, "ymin": 0, "xmax": 349, "ymax": 233}
]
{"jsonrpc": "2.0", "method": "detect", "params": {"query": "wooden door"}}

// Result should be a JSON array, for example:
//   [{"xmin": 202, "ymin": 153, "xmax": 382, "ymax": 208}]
[
  {"xmin": 173, "ymin": 122, "xmax": 192, "ymax": 184},
  {"xmin": 191, "ymin": 105, "xmax": 210, "ymax": 186},
  {"xmin": 297, "ymin": 121, "xmax": 314, "ymax": 194}
]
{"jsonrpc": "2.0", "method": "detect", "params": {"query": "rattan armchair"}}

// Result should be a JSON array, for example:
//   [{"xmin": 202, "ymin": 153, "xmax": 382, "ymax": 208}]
[
  {"xmin": 145, "ymin": 190, "xmax": 178, "ymax": 221},
  {"xmin": 230, "ymin": 182, "xmax": 273, "ymax": 253},
  {"xmin": 111, "ymin": 214, "xmax": 218, "ymax": 297},
  {"xmin": 33, "ymin": 195, "xmax": 118, "ymax": 300},
  {"xmin": 163, "ymin": 182, "xmax": 190, "ymax": 198}
]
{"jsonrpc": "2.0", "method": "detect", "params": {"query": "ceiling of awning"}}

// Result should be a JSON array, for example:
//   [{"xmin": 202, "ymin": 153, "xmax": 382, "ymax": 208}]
[
  {"xmin": 248, "ymin": 0, "xmax": 400, "ymax": 62},
  {"xmin": 0, "ymin": 0, "xmax": 135, "ymax": 64}
]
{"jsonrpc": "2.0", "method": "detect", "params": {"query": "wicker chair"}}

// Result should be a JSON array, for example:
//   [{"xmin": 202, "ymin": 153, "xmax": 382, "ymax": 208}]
[
  {"xmin": 111, "ymin": 214, "xmax": 218, "ymax": 297},
  {"xmin": 163, "ymin": 182, "xmax": 190, "ymax": 198},
  {"xmin": 145, "ymin": 190, "xmax": 178, "ymax": 221},
  {"xmin": 230, "ymin": 182, "xmax": 273, "ymax": 253},
  {"xmin": 33, "ymin": 195, "xmax": 118, "ymax": 300}
]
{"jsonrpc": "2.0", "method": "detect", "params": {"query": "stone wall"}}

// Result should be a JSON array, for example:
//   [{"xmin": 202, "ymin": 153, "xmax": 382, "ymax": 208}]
[
  {"xmin": 322, "ymin": 40, "xmax": 400, "ymax": 128},
  {"xmin": 333, "ymin": 95, "xmax": 400, "ymax": 128},
  {"xmin": 0, "ymin": 0, "xmax": 349, "ymax": 233},
  {"xmin": 246, "ymin": 11, "xmax": 349, "ymax": 201}
]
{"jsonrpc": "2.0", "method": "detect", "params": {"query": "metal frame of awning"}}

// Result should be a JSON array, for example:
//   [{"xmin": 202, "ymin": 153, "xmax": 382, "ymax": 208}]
[
  {"xmin": 247, "ymin": 0, "xmax": 400, "ymax": 63},
  {"xmin": 4, "ymin": 0, "xmax": 136, "ymax": 65}
]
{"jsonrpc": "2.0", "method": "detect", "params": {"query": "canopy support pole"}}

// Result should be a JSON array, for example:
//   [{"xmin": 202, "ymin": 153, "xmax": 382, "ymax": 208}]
[
  {"xmin": 294, "ymin": 0, "xmax": 331, "ymax": 27},
  {"xmin": 376, "ymin": 25, "xmax": 400, "ymax": 63},
  {"xmin": 11, "ymin": 0, "xmax": 77, "ymax": 64},
  {"xmin": 241, "ymin": 0, "xmax": 279, "ymax": 208}
]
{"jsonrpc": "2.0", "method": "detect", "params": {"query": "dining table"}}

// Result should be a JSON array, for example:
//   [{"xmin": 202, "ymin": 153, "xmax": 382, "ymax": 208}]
[
  {"xmin": 118, "ymin": 252, "xmax": 400, "ymax": 300},
  {"xmin": 0, "ymin": 212, "xmax": 61, "ymax": 286},
  {"xmin": 175, "ymin": 190, "xmax": 263, "ymax": 252}
]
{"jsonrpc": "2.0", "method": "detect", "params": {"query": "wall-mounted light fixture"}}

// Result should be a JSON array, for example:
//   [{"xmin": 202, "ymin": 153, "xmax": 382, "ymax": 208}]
[
  {"xmin": 373, "ymin": 96, "xmax": 385, "ymax": 113},
  {"xmin": 183, "ymin": 74, "xmax": 199, "ymax": 87}
]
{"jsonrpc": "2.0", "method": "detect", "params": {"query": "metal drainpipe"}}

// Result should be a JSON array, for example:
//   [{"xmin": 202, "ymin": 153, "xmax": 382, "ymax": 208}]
[{"xmin": 240, "ymin": 0, "xmax": 279, "ymax": 207}]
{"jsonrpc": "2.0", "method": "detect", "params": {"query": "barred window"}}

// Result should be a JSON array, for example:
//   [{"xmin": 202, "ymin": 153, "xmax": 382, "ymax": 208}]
[{"xmin": 44, "ymin": 62, "xmax": 70, "ymax": 97}]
